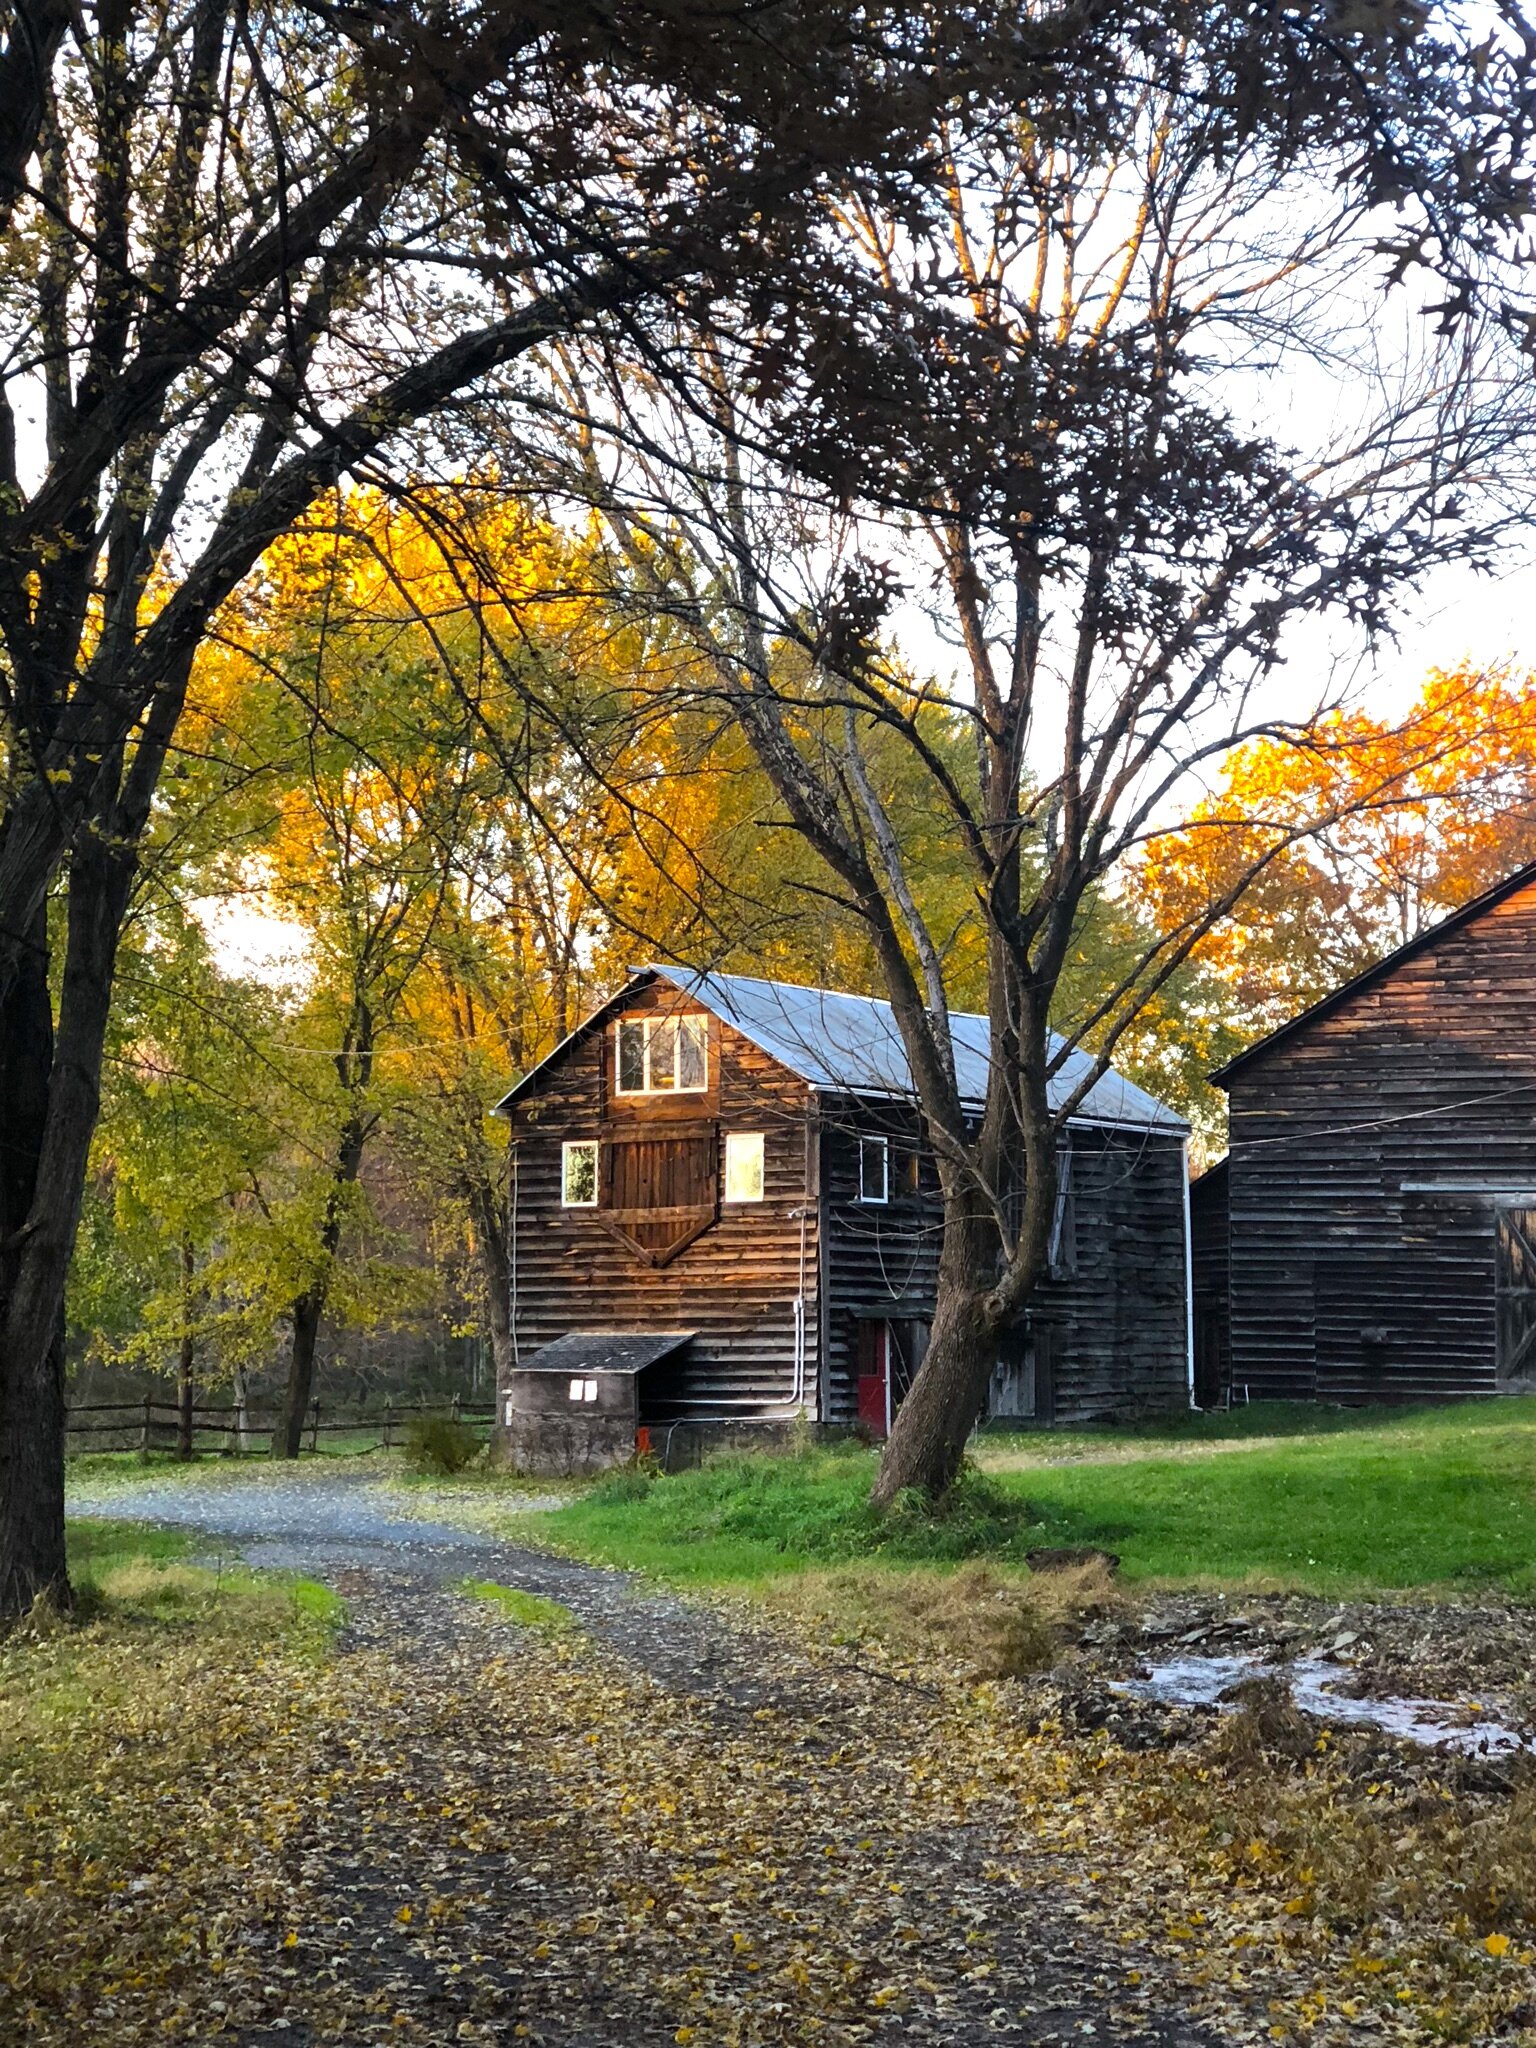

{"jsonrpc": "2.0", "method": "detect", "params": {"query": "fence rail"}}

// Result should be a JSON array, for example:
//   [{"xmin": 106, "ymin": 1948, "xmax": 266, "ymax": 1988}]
[{"xmin": 66, "ymin": 1396, "xmax": 496, "ymax": 1456}]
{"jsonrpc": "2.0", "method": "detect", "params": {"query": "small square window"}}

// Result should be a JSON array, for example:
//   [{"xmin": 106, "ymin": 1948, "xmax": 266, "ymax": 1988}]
[
  {"xmin": 567, "ymin": 1376, "xmax": 599, "ymax": 1403},
  {"xmin": 561, "ymin": 1140, "xmax": 598, "ymax": 1206},
  {"xmin": 859, "ymin": 1135, "xmax": 889, "ymax": 1204},
  {"xmin": 568, "ymin": 1377, "xmax": 585, "ymax": 1401},
  {"xmin": 724, "ymin": 1131, "xmax": 765, "ymax": 1202}
]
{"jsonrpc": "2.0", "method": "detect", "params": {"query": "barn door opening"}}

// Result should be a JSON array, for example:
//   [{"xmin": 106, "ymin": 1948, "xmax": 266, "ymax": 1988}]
[{"xmin": 1496, "ymin": 1207, "xmax": 1536, "ymax": 1382}]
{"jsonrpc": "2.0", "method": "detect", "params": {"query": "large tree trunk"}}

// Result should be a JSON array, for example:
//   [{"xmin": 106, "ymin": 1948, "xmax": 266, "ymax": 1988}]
[
  {"xmin": 470, "ymin": 1183, "xmax": 515, "ymax": 1385},
  {"xmin": 0, "ymin": 828, "xmax": 139, "ymax": 1617},
  {"xmin": 0, "ymin": 899, "xmax": 68, "ymax": 1616},
  {"xmin": 177, "ymin": 1238, "xmax": 196, "ymax": 1461},
  {"xmin": 869, "ymin": 1198, "xmax": 1002, "ymax": 1506},
  {"xmin": 469, "ymin": 1180, "xmax": 516, "ymax": 1464},
  {"xmin": 870, "ymin": 1065, "xmax": 1059, "ymax": 1507}
]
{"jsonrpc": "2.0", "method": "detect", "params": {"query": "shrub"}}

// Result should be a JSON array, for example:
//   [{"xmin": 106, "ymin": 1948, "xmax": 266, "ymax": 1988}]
[{"xmin": 403, "ymin": 1413, "xmax": 482, "ymax": 1476}]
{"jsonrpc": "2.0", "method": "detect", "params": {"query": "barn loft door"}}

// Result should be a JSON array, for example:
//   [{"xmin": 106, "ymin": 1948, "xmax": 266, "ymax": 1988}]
[
  {"xmin": 1496, "ymin": 1207, "xmax": 1536, "ymax": 1382},
  {"xmin": 600, "ymin": 1131, "xmax": 717, "ymax": 1269}
]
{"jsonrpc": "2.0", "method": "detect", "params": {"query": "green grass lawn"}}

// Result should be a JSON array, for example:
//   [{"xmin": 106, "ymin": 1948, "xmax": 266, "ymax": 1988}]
[{"xmin": 489, "ymin": 1398, "xmax": 1536, "ymax": 1598}]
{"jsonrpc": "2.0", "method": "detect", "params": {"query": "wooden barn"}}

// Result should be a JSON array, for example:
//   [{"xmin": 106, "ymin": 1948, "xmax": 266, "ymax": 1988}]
[
  {"xmin": 1194, "ymin": 858, "xmax": 1536, "ymax": 1406},
  {"xmin": 494, "ymin": 967, "xmax": 1191, "ymax": 1472}
]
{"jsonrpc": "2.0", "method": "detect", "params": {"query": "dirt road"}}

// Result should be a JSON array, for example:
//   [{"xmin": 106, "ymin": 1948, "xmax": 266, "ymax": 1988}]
[{"xmin": 65, "ymin": 1467, "xmax": 1236, "ymax": 2047}]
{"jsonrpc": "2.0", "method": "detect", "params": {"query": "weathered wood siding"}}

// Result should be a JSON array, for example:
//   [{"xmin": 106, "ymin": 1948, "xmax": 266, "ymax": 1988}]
[
  {"xmin": 817, "ymin": 1109, "xmax": 1189, "ymax": 1426},
  {"xmin": 1040, "ymin": 1126, "xmax": 1189, "ymax": 1422},
  {"xmin": 1225, "ymin": 876, "xmax": 1536, "ymax": 1401},
  {"xmin": 1189, "ymin": 1159, "xmax": 1230, "ymax": 1406},
  {"xmin": 505, "ymin": 979, "xmax": 819, "ymax": 1420},
  {"xmin": 818, "ymin": 1100, "xmax": 937, "ymax": 1422}
]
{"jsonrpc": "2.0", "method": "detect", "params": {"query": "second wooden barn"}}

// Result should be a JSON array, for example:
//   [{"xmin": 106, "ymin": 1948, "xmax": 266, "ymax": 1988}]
[
  {"xmin": 1194, "ymin": 857, "xmax": 1536, "ymax": 1405},
  {"xmin": 495, "ymin": 966, "xmax": 1191, "ymax": 1471}
]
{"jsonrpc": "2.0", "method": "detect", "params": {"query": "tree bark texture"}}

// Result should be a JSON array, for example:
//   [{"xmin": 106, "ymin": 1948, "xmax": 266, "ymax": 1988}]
[
  {"xmin": 868, "ymin": 1196, "xmax": 1003, "ymax": 1506},
  {"xmin": 0, "ymin": 828, "xmax": 139, "ymax": 1614},
  {"xmin": 470, "ymin": 1180, "xmax": 517, "ymax": 1462},
  {"xmin": 177, "ymin": 1238, "xmax": 196, "ymax": 1461}
]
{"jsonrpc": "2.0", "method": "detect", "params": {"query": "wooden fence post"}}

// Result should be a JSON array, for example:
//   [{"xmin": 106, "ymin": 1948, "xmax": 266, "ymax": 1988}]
[
  {"xmin": 383, "ymin": 1399, "xmax": 393, "ymax": 1451},
  {"xmin": 451, "ymin": 1392, "xmax": 461, "ymax": 1424},
  {"xmin": 142, "ymin": 1395, "xmax": 153, "ymax": 1455}
]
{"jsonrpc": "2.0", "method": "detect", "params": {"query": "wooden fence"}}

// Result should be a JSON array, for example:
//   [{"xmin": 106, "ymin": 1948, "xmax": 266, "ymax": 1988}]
[{"xmin": 66, "ymin": 1396, "xmax": 497, "ymax": 1457}]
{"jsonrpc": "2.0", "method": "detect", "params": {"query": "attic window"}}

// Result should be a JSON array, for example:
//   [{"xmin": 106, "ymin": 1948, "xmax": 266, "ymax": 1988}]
[
  {"xmin": 616, "ymin": 1014, "xmax": 708, "ymax": 1094},
  {"xmin": 860, "ymin": 1136, "xmax": 890, "ymax": 1204}
]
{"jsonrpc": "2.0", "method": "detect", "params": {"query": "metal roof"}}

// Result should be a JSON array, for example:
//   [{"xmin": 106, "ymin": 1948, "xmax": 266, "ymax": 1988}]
[
  {"xmin": 1211, "ymin": 855, "xmax": 1536, "ymax": 1088},
  {"xmin": 496, "ymin": 967, "xmax": 1183, "ymax": 1131},
  {"xmin": 513, "ymin": 1331, "xmax": 695, "ymax": 1375}
]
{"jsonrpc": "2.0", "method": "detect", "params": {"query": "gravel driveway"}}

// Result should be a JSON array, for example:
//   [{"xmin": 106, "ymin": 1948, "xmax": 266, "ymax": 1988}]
[{"xmin": 63, "ymin": 1467, "xmax": 1237, "ymax": 2047}]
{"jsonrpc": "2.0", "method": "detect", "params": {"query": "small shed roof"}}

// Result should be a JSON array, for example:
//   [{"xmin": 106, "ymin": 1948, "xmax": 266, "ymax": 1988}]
[
  {"xmin": 513, "ymin": 1331, "xmax": 694, "ymax": 1376},
  {"xmin": 496, "ymin": 967, "xmax": 1183, "ymax": 1131}
]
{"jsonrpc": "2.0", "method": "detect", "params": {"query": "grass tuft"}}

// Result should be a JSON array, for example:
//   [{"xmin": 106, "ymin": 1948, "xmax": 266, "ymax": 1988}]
[
  {"xmin": 459, "ymin": 1579, "xmax": 576, "ymax": 1631},
  {"xmin": 768, "ymin": 1561, "xmax": 1053, "ymax": 1676}
]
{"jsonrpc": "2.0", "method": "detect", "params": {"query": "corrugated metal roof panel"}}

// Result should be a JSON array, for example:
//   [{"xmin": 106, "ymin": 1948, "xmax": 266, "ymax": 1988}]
[{"xmin": 494, "ymin": 966, "xmax": 1185, "ymax": 1131}]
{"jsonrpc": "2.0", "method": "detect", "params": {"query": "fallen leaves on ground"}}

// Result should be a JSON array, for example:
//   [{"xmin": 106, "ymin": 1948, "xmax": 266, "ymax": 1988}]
[{"xmin": 5, "ymin": 1563, "xmax": 1536, "ymax": 2046}]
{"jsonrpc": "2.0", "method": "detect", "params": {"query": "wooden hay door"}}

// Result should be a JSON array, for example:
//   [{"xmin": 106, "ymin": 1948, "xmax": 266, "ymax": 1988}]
[{"xmin": 601, "ymin": 1128, "xmax": 717, "ymax": 1268}]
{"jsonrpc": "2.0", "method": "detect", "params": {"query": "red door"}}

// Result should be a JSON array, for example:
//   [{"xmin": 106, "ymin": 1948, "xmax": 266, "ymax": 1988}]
[{"xmin": 856, "ymin": 1321, "xmax": 889, "ymax": 1437}]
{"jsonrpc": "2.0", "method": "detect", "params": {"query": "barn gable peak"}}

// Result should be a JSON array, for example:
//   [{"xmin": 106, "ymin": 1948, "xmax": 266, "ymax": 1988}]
[{"xmin": 1211, "ymin": 855, "xmax": 1536, "ymax": 1090}]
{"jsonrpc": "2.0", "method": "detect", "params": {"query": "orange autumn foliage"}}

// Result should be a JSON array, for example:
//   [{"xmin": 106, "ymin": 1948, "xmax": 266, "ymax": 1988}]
[{"xmin": 1135, "ymin": 664, "xmax": 1536, "ymax": 1041}]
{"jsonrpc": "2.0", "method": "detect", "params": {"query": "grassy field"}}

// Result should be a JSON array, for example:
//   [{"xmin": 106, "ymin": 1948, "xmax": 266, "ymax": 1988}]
[{"xmin": 483, "ymin": 1398, "xmax": 1536, "ymax": 1598}]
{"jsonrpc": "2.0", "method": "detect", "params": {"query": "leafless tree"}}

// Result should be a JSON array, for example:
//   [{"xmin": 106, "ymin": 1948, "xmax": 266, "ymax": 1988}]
[{"xmin": 520, "ymin": 9, "xmax": 1536, "ymax": 1499}]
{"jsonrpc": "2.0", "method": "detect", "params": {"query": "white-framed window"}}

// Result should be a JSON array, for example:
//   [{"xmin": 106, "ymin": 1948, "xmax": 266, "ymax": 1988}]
[
  {"xmin": 859, "ymin": 1135, "xmax": 890, "ymax": 1204},
  {"xmin": 567, "ymin": 1376, "xmax": 598, "ymax": 1403},
  {"xmin": 615, "ymin": 1013, "xmax": 709, "ymax": 1094},
  {"xmin": 561, "ymin": 1139, "xmax": 599, "ymax": 1207},
  {"xmin": 724, "ymin": 1131, "xmax": 765, "ymax": 1203}
]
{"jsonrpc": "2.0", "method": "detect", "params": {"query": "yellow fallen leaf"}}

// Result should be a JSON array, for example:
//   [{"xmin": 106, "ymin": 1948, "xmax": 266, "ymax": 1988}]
[{"xmin": 1484, "ymin": 1932, "xmax": 1512, "ymax": 1957}]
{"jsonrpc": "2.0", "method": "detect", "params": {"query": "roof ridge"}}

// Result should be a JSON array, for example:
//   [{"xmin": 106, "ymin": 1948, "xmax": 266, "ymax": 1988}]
[{"xmin": 1212, "ymin": 854, "xmax": 1536, "ymax": 1087}]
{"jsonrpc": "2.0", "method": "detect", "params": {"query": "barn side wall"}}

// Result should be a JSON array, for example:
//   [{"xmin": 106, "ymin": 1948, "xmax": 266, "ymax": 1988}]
[
  {"xmin": 818, "ymin": 1112, "xmax": 1189, "ymax": 1427},
  {"xmin": 1226, "ymin": 878, "xmax": 1536, "ymax": 1402},
  {"xmin": 1189, "ymin": 1160, "xmax": 1230, "ymax": 1406},
  {"xmin": 1044, "ymin": 1126, "xmax": 1190, "ymax": 1422},
  {"xmin": 503, "ymin": 983, "xmax": 819, "ymax": 1427}
]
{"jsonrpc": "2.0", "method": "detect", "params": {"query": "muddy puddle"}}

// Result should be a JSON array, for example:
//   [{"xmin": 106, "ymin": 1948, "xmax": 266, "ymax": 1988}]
[{"xmin": 1113, "ymin": 1651, "xmax": 1534, "ymax": 1755}]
